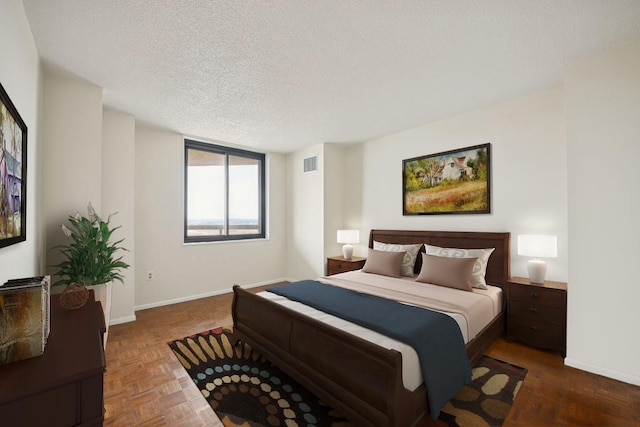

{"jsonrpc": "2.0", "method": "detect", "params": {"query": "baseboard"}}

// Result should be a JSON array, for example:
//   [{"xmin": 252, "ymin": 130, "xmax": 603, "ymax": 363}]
[
  {"xmin": 110, "ymin": 314, "xmax": 137, "ymax": 326},
  {"xmin": 134, "ymin": 278, "xmax": 290, "ymax": 312},
  {"xmin": 565, "ymin": 357, "xmax": 640, "ymax": 386}
]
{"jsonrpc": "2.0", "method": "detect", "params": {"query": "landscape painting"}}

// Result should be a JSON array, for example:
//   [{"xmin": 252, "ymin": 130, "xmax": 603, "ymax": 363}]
[
  {"xmin": 0, "ymin": 82, "xmax": 27, "ymax": 248},
  {"xmin": 403, "ymin": 143, "xmax": 491, "ymax": 215}
]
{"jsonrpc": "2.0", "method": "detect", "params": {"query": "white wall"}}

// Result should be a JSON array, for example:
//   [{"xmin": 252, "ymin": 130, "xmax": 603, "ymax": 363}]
[
  {"xmin": 323, "ymin": 144, "xmax": 347, "ymax": 268},
  {"xmin": 286, "ymin": 144, "xmax": 325, "ymax": 279},
  {"xmin": 41, "ymin": 72, "xmax": 103, "ymax": 271},
  {"xmin": 36, "ymin": 69, "xmax": 289, "ymax": 318},
  {"xmin": 0, "ymin": 0, "xmax": 41, "ymax": 284},
  {"xmin": 343, "ymin": 143, "xmax": 364, "ymax": 231},
  {"xmin": 564, "ymin": 41, "xmax": 640, "ymax": 385},
  {"xmin": 40, "ymin": 73, "xmax": 140, "ymax": 326},
  {"xmin": 134, "ymin": 127, "xmax": 287, "ymax": 309},
  {"xmin": 352, "ymin": 89, "xmax": 568, "ymax": 282},
  {"xmin": 102, "ymin": 109, "xmax": 136, "ymax": 323}
]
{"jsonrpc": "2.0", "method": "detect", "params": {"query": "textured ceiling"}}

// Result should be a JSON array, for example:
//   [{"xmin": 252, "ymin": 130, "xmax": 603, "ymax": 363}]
[{"xmin": 22, "ymin": 0, "xmax": 640, "ymax": 153}]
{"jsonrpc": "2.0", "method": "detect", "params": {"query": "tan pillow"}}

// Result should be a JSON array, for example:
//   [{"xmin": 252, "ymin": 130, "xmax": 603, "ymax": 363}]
[
  {"xmin": 415, "ymin": 253, "xmax": 477, "ymax": 291},
  {"xmin": 373, "ymin": 241, "xmax": 422, "ymax": 277},
  {"xmin": 362, "ymin": 249, "xmax": 406, "ymax": 278},
  {"xmin": 424, "ymin": 244, "xmax": 495, "ymax": 289}
]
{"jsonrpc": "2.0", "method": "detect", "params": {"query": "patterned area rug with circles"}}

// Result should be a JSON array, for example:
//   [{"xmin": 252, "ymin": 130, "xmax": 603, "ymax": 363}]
[{"xmin": 168, "ymin": 326, "xmax": 526, "ymax": 427}]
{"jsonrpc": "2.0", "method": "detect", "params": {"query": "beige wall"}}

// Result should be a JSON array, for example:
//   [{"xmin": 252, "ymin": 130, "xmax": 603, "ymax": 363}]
[
  {"xmin": 102, "ymin": 109, "xmax": 136, "ymax": 323},
  {"xmin": 323, "ymin": 144, "xmax": 347, "ymax": 270},
  {"xmin": 565, "ymin": 41, "xmax": 640, "ymax": 385},
  {"xmin": 41, "ymin": 72, "xmax": 104, "ymax": 275},
  {"xmin": 0, "ymin": 0, "xmax": 41, "ymax": 284},
  {"xmin": 134, "ymin": 128, "xmax": 287, "ymax": 309},
  {"xmin": 40, "ymin": 73, "xmax": 140, "ymax": 324},
  {"xmin": 285, "ymin": 144, "xmax": 325, "ymax": 279},
  {"xmin": 351, "ymin": 88, "xmax": 568, "ymax": 282}
]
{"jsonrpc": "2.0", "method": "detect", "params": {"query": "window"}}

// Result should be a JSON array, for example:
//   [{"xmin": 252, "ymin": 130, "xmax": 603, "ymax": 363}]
[{"xmin": 184, "ymin": 139, "xmax": 266, "ymax": 242}]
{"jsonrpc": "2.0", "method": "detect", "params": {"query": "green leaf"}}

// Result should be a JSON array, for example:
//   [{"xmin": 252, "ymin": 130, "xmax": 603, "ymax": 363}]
[{"xmin": 50, "ymin": 203, "xmax": 130, "ymax": 286}]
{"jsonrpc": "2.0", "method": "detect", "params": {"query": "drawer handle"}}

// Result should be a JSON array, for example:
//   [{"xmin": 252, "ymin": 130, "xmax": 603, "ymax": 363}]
[
  {"xmin": 530, "ymin": 307, "xmax": 538, "ymax": 313},
  {"xmin": 530, "ymin": 292, "xmax": 538, "ymax": 298},
  {"xmin": 530, "ymin": 326, "xmax": 538, "ymax": 332}
]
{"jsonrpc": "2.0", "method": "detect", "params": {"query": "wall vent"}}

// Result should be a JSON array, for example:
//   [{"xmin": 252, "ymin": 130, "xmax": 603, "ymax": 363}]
[{"xmin": 303, "ymin": 156, "xmax": 317, "ymax": 173}]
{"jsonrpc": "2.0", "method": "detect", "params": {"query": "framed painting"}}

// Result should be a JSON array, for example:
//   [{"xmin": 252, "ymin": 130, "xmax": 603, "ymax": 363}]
[
  {"xmin": 403, "ymin": 143, "xmax": 491, "ymax": 215},
  {"xmin": 0, "ymin": 82, "xmax": 27, "ymax": 248}
]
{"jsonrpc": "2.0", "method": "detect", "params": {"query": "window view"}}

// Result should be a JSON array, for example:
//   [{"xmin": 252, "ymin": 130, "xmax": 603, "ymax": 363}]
[{"xmin": 184, "ymin": 140, "xmax": 265, "ymax": 242}]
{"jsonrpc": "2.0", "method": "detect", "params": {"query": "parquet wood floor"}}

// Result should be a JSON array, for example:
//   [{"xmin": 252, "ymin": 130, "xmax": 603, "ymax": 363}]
[{"xmin": 104, "ymin": 286, "xmax": 640, "ymax": 426}]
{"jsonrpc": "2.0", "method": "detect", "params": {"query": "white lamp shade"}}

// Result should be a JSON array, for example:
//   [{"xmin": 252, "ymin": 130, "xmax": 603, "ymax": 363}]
[
  {"xmin": 337, "ymin": 230, "xmax": 359, "ymax": 244},
  {"xmin": 517, "ymin": 235, "xmax": 557, "ymax": 258}
]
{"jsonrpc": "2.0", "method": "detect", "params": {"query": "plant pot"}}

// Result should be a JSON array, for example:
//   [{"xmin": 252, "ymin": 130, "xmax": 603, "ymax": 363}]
[
  {"xmin": 59, "ymin": 284, "xmax": 90, "ymax": 309},
  {"xmin": 93, "ymin": 282, "xmax": 112, "ymax": 346}
]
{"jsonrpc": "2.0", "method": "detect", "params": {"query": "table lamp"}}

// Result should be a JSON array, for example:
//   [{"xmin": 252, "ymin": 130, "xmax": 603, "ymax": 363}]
[
  {"xmin": 337, "ymin": 230, "xmax": 359, "ymax": 260},
  {"xmin": 517, "ymin": 234, "xmax": 557, "ymax": 284}
]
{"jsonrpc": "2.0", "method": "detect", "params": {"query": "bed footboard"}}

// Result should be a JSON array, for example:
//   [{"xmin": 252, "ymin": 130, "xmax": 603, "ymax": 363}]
[{"xmin": 231, "ymin": 285, "xmax": 428, "ymax": 427}]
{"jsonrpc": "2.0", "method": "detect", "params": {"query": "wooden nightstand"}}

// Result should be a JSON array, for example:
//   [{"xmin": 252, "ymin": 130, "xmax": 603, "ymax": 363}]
[
  {"xmin": 507, "ymin": 276, "xmax": 567, "ymax": 356},
  {"xmin": 326, "ymin": 256, "xmax": 366, "ymax": 276}
]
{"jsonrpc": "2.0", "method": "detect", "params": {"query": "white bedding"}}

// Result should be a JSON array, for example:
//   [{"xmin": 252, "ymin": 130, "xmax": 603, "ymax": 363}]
[{"xmin": 257, "ymin": 270, "xmax": 502, "ymax": 391}]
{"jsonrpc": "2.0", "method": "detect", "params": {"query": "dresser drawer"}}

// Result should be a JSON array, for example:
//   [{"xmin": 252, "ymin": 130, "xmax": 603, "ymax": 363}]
[
  {"xmin": 509, "ymin": 299, "xmax": 564, "ymax": 325},
  {"xmin": 510, "ymin": 285, "xmax": 563, "ymax": 307}
]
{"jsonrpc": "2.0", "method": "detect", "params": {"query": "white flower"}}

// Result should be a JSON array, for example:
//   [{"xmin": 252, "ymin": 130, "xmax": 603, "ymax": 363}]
[
  {"xmin": 61, "ymin": 224, "xmax": 72, "ymax": 237},
  {"xmin": 87, "ymin": 202, "xmax": 97, "ymax": 222}
]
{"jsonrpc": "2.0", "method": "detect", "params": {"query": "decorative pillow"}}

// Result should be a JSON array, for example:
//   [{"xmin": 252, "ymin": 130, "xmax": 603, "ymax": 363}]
[
  {"xmin": 424, "ymin": 244, "xmax": 495, "ymax": 290},
  {"xmin": 373, "ymin": 241, "xmax": 422, "ymax": 277},
  {"xmin": 415, "ymin": 253, "xmax": 476, "ymax": 292},
  {"xmin": 362, "ymin": 249, "xmax": 406, "ymax": 278}
]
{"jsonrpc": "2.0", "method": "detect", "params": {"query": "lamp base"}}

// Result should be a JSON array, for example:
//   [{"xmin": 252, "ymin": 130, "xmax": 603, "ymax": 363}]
[
  {"xmin": 527, "ymin": 259, "xmax": 547, "ymax": 284},
  {"xmin": 342, "ymin": 244, "xmax": 354, "ymax": 260}
]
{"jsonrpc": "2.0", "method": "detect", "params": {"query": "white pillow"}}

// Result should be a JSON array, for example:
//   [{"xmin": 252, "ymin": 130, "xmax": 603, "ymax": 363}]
[
  {"xmin": 424, "ymin": 244, "xmax": 495, "ymax": 289},
  {"xmin": 373, "ymin": 241, "xmax": 422, "ymax": 277}
]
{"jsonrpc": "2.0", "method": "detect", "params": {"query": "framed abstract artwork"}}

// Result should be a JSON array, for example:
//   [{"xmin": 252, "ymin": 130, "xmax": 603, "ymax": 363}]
[
  {"xmin": 403, "ymin": 143, "xmax": 491, "ymax": 215},
  {"xmin": 0, "ymin": 82, "xmax": 27, "ymax": 248}
]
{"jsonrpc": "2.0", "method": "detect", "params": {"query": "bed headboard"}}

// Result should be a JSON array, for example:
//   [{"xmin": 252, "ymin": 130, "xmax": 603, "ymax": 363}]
[{"xmin": 369, "ymin": 229, "xmax": 511, "ymax": 288}]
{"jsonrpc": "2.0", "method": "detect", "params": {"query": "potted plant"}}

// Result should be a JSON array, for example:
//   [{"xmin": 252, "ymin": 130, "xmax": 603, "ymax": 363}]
[{"xmin": 52, "ymin": 203, "xmax": 129, "ymax": 319}]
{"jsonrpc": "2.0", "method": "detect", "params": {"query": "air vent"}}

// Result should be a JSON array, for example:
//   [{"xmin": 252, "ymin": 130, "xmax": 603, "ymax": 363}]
[{"xmin": 303, "ymin": 156, "xmax": 317, "ymax": 173}]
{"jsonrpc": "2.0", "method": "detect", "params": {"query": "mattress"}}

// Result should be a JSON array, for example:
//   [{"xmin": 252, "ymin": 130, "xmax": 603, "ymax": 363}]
[{"xmin": 257, "ymin": 270, "xmax": 502, "ymax": 391}]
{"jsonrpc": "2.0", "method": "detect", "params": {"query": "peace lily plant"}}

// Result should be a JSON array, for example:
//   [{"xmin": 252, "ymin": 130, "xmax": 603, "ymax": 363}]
[{"xmin": 52, "ymin": 203, "xmax": 129, "ymax": 309}]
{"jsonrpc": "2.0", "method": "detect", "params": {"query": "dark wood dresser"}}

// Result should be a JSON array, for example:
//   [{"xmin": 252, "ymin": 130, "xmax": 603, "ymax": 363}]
[
  {"xmin": 326, "ymin": 256, "xmax": 366, "ymax": 276},
  {"xmin": 507, "ymin": 276, "xmax": 567, "ymax": 356},
  {"xmin": 0, "ymin": 291, "xmax": 106, "ymax": 426}
]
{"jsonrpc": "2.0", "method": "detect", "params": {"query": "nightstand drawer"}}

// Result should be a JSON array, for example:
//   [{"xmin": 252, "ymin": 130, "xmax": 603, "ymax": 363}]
[
  {"xmin": 510, "ymin": 285, "xmax": 563, "ymax": 307},
  {"xmin": 509, "ymin": 299, "xmax": 564, "ymax": 325},
  {"xmin": 329, "ymin": 261, "xmax": 351, "ymax": 272},
  {"xmin": 509, "ymin": 316, "xmax": 564, "ymax": 351},
  {"xmin": 326, "ymin": 257, "xmax": 366, "ymax": 276}
]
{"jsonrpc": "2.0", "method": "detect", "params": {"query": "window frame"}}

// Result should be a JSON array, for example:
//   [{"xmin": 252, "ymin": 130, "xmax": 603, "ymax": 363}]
[{"xmin": 184, "ymin": 139, "xmax": 266, "ymax": 243}]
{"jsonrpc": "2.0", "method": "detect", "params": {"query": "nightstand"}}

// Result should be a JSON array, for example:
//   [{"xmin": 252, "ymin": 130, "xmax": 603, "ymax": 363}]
[
  {"xmin": 507, "ymin": 276, "xmax": 567, "ymax": 356},
  {"xmin": 326, "ymin": 256, "xmax": 366, "ymax": 276}
]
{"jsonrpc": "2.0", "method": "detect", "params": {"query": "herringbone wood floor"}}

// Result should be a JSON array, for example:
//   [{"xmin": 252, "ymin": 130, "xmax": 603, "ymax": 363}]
[{"xmin": 104, "ymin": 286, "xmax": 640, "ymax": 426}]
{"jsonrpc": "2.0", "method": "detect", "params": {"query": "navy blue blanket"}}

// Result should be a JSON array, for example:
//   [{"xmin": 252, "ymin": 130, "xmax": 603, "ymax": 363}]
[{"xmin": 268, "ymin": 280, "xmax": 471, "ymax": 418}]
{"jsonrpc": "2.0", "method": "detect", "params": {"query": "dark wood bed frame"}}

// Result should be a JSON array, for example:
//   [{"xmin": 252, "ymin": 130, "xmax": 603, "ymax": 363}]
[{"xmin": 232, "ymin": 230, "xmax": 510, "ymax": 427}]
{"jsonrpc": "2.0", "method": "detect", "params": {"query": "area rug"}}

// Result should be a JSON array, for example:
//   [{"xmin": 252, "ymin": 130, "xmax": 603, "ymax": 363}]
[{"xmin": 168, "ymin": 326, "xmax": 526, "ymax": 427}]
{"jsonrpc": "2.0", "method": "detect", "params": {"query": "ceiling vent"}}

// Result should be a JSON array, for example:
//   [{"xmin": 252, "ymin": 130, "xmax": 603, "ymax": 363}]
[{"xmin": 303, "ymin": 156, "xmax": 317, "ymax": 173}]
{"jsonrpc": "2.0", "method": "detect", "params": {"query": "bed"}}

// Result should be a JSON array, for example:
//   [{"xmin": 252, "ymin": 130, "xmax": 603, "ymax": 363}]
[{"xmin": 232, "ymin": 229, "xmax": 510, "ymax": 427}]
